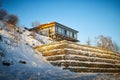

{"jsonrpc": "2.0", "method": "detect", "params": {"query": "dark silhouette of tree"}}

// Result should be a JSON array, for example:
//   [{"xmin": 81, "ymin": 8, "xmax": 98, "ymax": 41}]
[
  {"xmin": 0, "ymin": 9, "xmax": 8, "ymax": 20},
  {"xmin": 4, "ymin": 14, "xmax": 18, "ymax": 25}
]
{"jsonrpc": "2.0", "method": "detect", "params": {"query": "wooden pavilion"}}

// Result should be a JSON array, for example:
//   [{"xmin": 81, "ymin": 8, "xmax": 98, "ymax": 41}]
[{"xmin": 29, "ymin": 22, "xmax": 79, "ymax": 42}]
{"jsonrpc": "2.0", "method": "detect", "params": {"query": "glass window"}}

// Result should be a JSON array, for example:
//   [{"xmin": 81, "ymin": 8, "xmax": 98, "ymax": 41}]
[
  {"xmin": 64, "ymin": 29, "xmax": 67, "ymax": 36},
  {"xmin": 74, "ymin": 33, "xmax": 77, "ymax": 39},
  {"xmin": 72, "ymin": 32, "xmax": 74, "ymax": 38},
  {"xmin": 67, "ymin": 30, "xmax": 69, "ymax": 37},
  {"xmin": 62, "ymin": 28, "xmax": 67, "ymax": 36},
  {"xmin": 70, "ymin": 32, "xmax": 72, "ymax": 38},
  {"xmin": 62, "ymin": 28, "xmax": 64, "ymax": 35},
  {"xmin": 56, "ymin": 26, "xmax": 61, "ymax": 34},
  {"xmin": 56, "ymin": 26, "xmax": 58, "ymax": 32}
]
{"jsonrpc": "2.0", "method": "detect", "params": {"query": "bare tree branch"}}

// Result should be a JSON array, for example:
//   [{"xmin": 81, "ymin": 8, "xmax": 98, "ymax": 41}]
[
  {"xmin": 86, "ymin": 37, "xmax": 91, "ymax": 45},
  {"xmin": 95, "ymin": 35, "xmax": 119, "ymax": 52}
]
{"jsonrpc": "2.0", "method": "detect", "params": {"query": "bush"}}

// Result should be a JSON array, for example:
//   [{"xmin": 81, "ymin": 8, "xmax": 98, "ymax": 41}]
[{"xmin": 4, "ymin": 14, "xmax": 18, "ymax": 25}]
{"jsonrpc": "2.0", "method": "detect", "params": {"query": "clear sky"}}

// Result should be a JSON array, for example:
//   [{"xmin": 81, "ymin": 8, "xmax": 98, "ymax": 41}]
[{"xmin": 1, "ymin": 0, "xmax": 120, "ymax": 45}]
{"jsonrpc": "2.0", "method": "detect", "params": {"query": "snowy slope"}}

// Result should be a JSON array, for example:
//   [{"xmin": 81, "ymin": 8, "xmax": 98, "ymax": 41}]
[{"xmin": 0, "ymin": 21, "xmax": 120, "ymax": 80}]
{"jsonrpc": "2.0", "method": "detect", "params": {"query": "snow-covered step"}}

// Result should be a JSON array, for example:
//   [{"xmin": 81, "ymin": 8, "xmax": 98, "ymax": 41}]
[
  {"xmin": 66, "ymin": 42, "xmax": 120, "ymax": 58},
  {"xmin": 63, "ymin": 67, "xmax": 120, "ymax": 73},
  {"xmin": 46, "ymin": 54, "xmax": 120, "ymax": 64},
  {"xmin": 63, "ymin": 49, "xmax": 120, "ymax": 60},
  {"xmin": 50, "ymin": 61, "xmax": 120, "ymax": 68},
  {"xmin": 35, "ymin": 41, "xmax": 120, "ymax": 60},
  {"xmin": 34, "ymin": 40, "xmax": 120, "ymax": 73},
  {"xmin": 35, "ymin": 43, "xmax": 67, "ymax": 52},
  {"xmin": 42, "ymin": 48, "xmax": 120, "ymax": 61}
]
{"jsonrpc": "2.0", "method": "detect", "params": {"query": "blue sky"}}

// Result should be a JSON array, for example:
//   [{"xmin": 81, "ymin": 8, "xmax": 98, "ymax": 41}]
[{"xmin": 1, "ymin": 0, "xmax": 120, "ymax": 45}]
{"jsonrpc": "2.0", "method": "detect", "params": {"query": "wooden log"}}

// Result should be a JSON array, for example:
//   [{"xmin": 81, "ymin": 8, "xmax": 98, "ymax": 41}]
[
  {"xmin": 63, "ymin": 67, "xmax": 120, "ymax": 73},
  {"xmin": 50, "ymin": 61, "xmax": 120, "ymax": 68},
  {"xmin": 46, "ymin": 55, "xmax": 119, "ymax": 64}
]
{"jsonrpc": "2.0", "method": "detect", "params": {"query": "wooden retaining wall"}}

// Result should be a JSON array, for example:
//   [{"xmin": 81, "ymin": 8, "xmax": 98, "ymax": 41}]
[{"xmin": 34, "ymin": 40, "xmax": 120, "ymax": 73}]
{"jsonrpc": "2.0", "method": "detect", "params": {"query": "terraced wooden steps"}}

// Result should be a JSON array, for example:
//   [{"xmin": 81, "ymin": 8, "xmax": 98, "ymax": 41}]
[{"xmin": 34, "ymin": 40, "xmax": 120, "ymax": 73}]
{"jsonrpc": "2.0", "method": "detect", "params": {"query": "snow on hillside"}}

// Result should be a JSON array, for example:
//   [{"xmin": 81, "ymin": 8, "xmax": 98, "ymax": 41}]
[
  {"xmin": 0, "ymin": 21, "xmax": 120, "ymax": 80},
  {"xmin": 19, "ymin": 27, "xmax": 53, "ymax": 47}
]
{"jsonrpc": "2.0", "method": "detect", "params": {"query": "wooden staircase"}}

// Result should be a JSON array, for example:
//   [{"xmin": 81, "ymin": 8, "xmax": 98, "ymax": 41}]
[{"xmin": 34, "ymin": 40, "xmax": 120, "ymax": 73}]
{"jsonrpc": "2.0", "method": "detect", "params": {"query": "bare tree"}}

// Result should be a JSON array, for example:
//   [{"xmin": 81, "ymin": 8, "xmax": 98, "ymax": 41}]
[
  {"xmin": 0, "ymin": 9, "xmax": 7, "ymax": 20},
  {"xmin": 86, "ymin": 37, "xmax": 91, "ymax": 45},
  {"xmin": 32, "ymin": 21, "xmax": 40, "ymax": 28},
  {"xmin": 95, "ymin": 35, "xmax": 119, "ymax": 51},
  {"xmin": 113, "ymin": 42, "xmax": 120, "ymax": 52},
  {"xmin": 4, "ymin": 14, "xmax": 18, "ymax": 25}
]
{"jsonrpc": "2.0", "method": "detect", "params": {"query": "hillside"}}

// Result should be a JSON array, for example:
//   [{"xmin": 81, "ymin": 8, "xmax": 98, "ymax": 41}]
[{"xmin": 0, "ymin": 21, "xmax": 120, "ymax": 80}]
